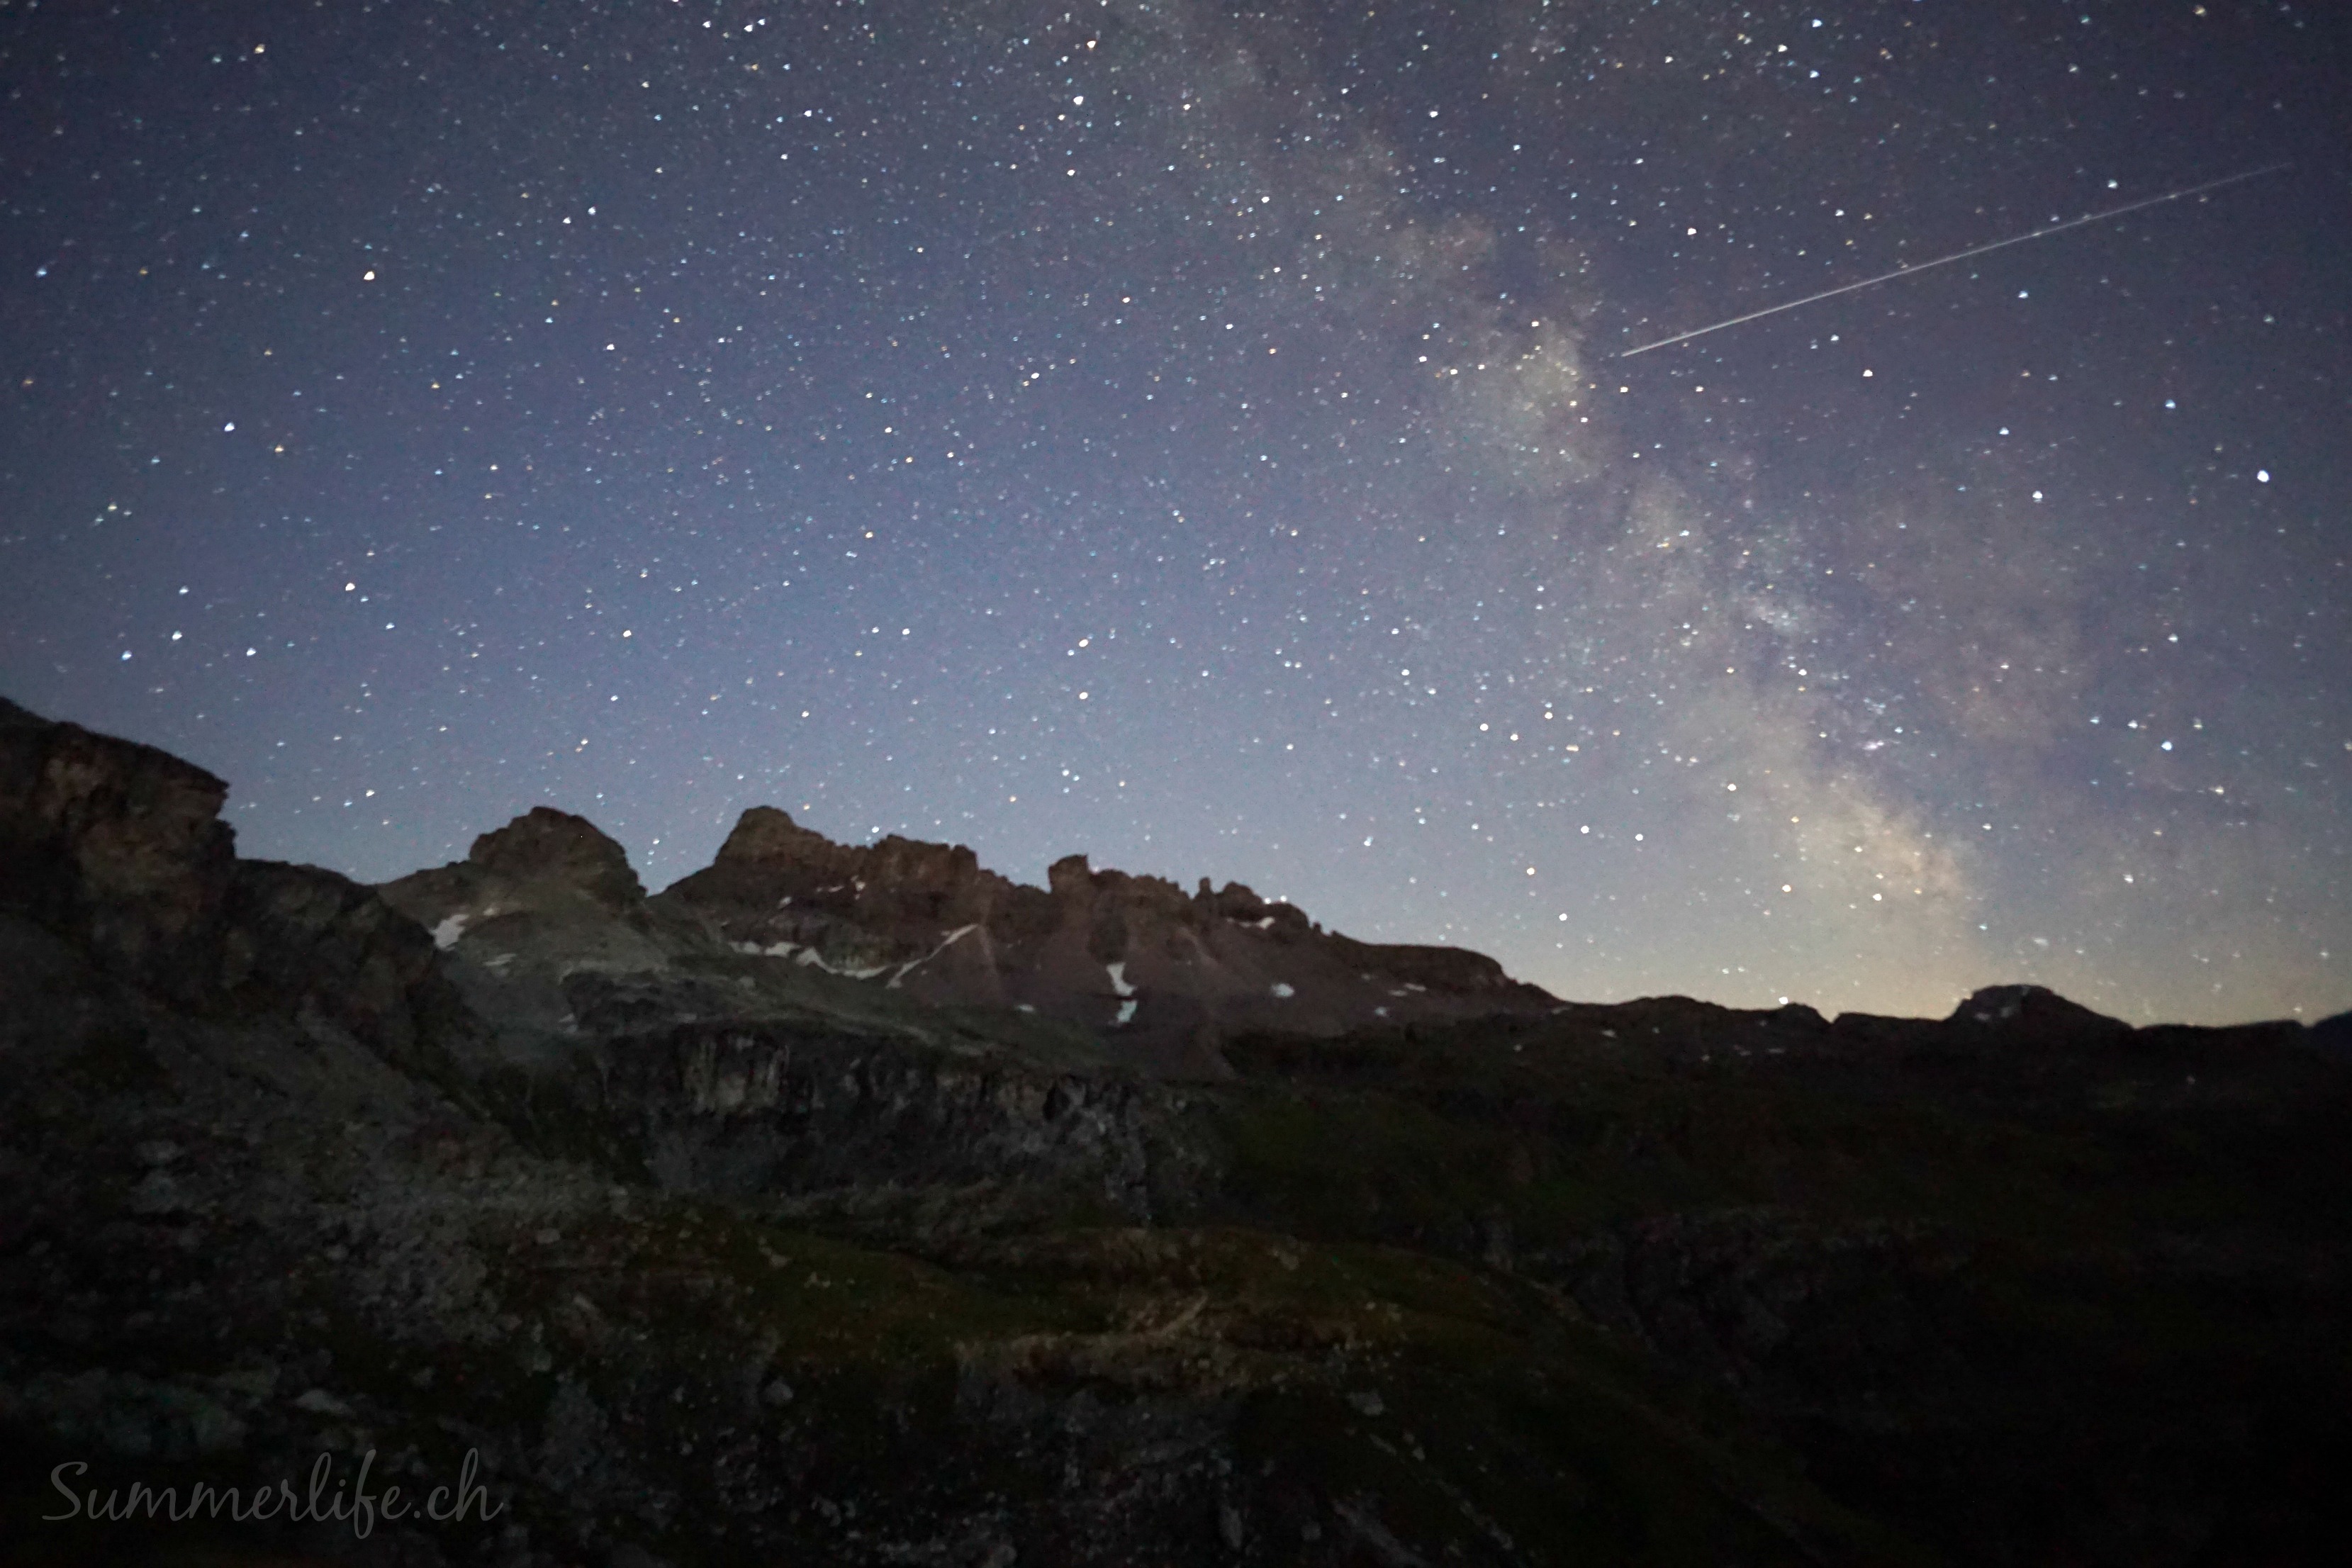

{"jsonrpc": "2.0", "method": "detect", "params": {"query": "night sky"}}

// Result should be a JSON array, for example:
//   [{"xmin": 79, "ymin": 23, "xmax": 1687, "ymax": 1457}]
[{"xmin": 4, "ymin": 0, "xmax": 2346, "ymax": 1025}]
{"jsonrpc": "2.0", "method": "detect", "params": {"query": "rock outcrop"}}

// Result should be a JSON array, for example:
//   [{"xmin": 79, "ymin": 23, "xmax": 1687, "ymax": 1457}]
[
  {"xmin": 378, "ymin": 805, "xmax": 663, "ymax": 946},
  {"xmin": 656, "ymin": 805, "xmax": 1559, "ymax": 1075},
  {"xmin": 376, "ymin": 807, "xmax": 736, "ymax": 1057},
  {"xmin": 0, "ymin": 696, "xmax": 474, "ymax": 1068},
  {"xmin": 0, "ymin": 695, "xmax": 237, "ymax": 1004},
  {"xmin": 219, "ymin": 858, "xmax": 478, "ymax": 1074},
  {"xmin": 379, "ymin": 795, "xmax": 1559, "ymax": 1080},
  {"xmin": 465, "ymin": 805, "xmax": 647, "ymax": 909}
]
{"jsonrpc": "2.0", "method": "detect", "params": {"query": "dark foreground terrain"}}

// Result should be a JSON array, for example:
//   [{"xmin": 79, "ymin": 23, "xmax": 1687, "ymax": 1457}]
[{"xmin": 4, "ymin": 694, "xmax": 2350, "ymax": 1567}]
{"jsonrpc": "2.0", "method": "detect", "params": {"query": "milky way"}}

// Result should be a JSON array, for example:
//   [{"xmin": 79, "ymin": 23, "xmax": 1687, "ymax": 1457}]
[{"xmin": 4, "ymin": 0, "xmax": 2346, "ymax": 1024}]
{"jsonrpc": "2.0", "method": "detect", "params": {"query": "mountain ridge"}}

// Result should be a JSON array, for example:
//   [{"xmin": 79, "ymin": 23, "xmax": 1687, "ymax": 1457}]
[
  {"xmin": 7, "ymin": 692, "xmax": 2352, "ymax": 1567},
  {"xmin": 376, "ymin": 797, "xmax": 1559, "ymax": 1082}
]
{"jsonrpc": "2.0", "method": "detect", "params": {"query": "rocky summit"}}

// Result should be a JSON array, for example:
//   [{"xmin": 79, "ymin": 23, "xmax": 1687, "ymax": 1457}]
[
  {"xmin": 4, "ymin": 695, "xmax": 2351, "ymax": 1567},
  {"xmin": 379, "ymin": 798, "xmax": 1553, "ymax": 1084}
]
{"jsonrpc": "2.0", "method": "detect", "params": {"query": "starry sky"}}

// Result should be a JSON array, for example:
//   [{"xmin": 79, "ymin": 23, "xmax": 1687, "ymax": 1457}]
[{"xmin": 4, "ymin": 0, "xmax": 2346, "ymax": 1026}]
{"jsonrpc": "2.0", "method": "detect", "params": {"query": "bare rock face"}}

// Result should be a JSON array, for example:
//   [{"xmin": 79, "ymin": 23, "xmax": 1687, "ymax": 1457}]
[
  {"xmin": 379, "ymin": 805, "xmax": 649, "ymax": 934},
  {"xmin": 220, "ymin": 859, "xmax": 476, "ymax": 1073},
  {"xmin": 663, "ymin": 805, "xmax": 1029, "ymax": 972},
  {"xmin": 468, "ymin": 804, "xmax": 647, "ymax": 909},
  {"xmin": 0, "ymin": 695, "xmax": 237, "ymax": 1004},
  {"xmin": 653, "ymin": 807, "xmax": 1559, "ymax": 1076},
  {"xmin": 0, "ymin": 698, "xmax": 478, "ymax": 1070},
  {"xmin": 379, "ymin": 807, "xmax": 719, "ymax": 1048}
]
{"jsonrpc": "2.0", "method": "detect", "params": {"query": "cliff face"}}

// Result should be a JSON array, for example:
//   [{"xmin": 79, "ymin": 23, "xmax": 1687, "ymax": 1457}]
[
  {"xmin": 654, "ymin": 804, "xmax": 1557, "ymax": 1076},
  {"xmin": 0, "ymin": 696, "xmax": 469, "ymax": 1067},
  {"xmin": 374, "ymin": 795, "xmax": 1556, "ymax": 1082},
  {"xmin": 6, "ymin": 695, "xmax": 2352, "ymax": 1568},
  {"xmin": 0, "ymin": 695, "xmax": 237, "ymax": 1004}
]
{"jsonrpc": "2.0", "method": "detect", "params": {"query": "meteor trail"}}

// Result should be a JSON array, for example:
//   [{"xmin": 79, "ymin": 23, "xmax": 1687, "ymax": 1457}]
[{"xmin": 1617, "ymin": 162, "xmax": 2290, "ymax": 358}]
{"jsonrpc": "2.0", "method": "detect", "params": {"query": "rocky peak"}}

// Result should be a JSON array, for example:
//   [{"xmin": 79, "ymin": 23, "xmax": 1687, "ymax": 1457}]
[
  {"xmin": 0, "ymin": 695, "xmax": 237, "ymax": 1002},
  {"xmin": 1951, "ymin": 984, "xmax": 2132, "ymax": 1042},
  {"xmin": 467, "ymin": 805, "xmax": 644, "ymax": 909},
  {"xmin": 640, "ymin": 805, "xmax": 1561, "ymax": 1071},
  {"xmin": 1199, "ymin": 878, "xmax": 1261, "ymax": 919},
  {"xmin": 668, "ymin": 807, "xmax": 1017, "ymax": 941},
  {"xmin": 0, "ymin": 698, "xmax": 469, "ymax": 1056},
  {"xmin": 865, "ymin": 833, "xmax": 986, "ymax": 891},
  {"xmin": 709, "ymin": 803, "xmax": 841, "ymax": 873},
  {"xmin": 1047, "ymin": 852, "xmax": 1095, "ymax": 902},
  {"xmin": 1090, "ymin": 866, "xmax": 1193, "ymax": 914},
  {"xmin": 377, "ymin": 808, "xmax": 695, "ymax": 1043},
  {"xmin": 1194, "ymin": 878, "xmax": 1309, "ymax": 933}
]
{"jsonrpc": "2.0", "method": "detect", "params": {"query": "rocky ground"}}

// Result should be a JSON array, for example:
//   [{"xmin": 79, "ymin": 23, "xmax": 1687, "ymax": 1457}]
[{"xmin": 4, "ymin": 693, "xmax": 2350, "ymax": 1566}]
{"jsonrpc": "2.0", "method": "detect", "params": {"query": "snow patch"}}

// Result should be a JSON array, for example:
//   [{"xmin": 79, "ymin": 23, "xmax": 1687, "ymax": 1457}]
[
  {"xmin": 888, "ymin": 924, "xmax": 980, "ymax": 988},
  {"xmin": 1270, "ymin": 982, "xmax": 1295, "ymax": 999},
  {"xmin": 788, "ymin": 948, "xmax": 889, "ymax": 980},
  {"xmin": 1114, "ymin": 999, "xmax": 1138, "ymax": 1026},
  {"xmin": 1105, "ymin": 961, "xmax": 1135, "ymax": 997},
  {"xmin": 430, "ymin": 913, "xmax": 471, "ymax": 950}
]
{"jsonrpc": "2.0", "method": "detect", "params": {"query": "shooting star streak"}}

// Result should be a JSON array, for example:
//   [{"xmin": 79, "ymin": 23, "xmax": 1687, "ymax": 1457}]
[{"xmin": 1618, "ymin": 163, "xmax": 2289, "ymax": 358}]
